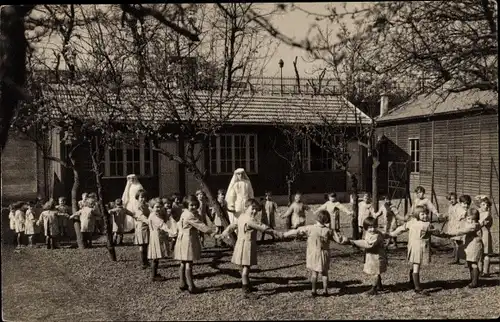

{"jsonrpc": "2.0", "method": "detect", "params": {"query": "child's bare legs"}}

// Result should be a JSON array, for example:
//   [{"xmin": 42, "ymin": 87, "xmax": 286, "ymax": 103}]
[
  {"xmin": 16, "ymin": 233, "xmax": 22, "ymax": 248},
  {"xmin": 46, "ymin": 236, "xmax": 52, "ymax": 249},
  {"xmin": 310, "ymin": 271, "xmax": 318, "ymax": 296},
  {"xmin": 185, "ymin": 261, "xmax": 200, "ymax": 293},
  {"xmin": 450, "ymin": 240, "xmax": 461, "ymax": 264},
  {"xmin": 366, "ymin": 274, "xmax": 379, "ymax": 295},
  {"xmin": 179, "ymin": 262, "xmax": 188, "ymax": 290},
  {"xmin": 241, "ymin": 265, "xmax": 256, "ymax": 294},
  {"xmin": 28, "ymin": 235, "xmax": 33, "ymax": 247},
  {"xmin": 412, "ymin": 263, "xmax": 428, "ymax": 295},
  {"xmin": 140, "ymin": 245, "xmax": 149, "ymax": 269},
  {"xmin": 482, "ymin": 255, "xmax": 491, "ymax": 276},
  {"xmin": 467, "ymin": 261, "xmax": 480, "ymax": 288}
]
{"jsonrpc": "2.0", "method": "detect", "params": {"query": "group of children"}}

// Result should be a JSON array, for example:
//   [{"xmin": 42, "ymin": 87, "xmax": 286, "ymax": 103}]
[{"xmin": 7, "ymin": 184, "xmax": 495, "ymax": 298}]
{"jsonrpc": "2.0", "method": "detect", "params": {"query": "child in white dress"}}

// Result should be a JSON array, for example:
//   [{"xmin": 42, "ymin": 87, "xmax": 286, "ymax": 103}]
[
  {"xmin": 283, "ymin": 210, "xmax": 349, "ymax": 297},
  {"xmin": 131, "ymin": 189, "xmax": 150, "ymax": 269},
  {"xmin": 260, "ymin": 191, "xmax": 278, "ymax": 242},
  {"xmin": 13, "ymin": 202, "xmax": 26, "ymax": 248},
  {"xmin": 439, "ymin": 192, "xmax": 466, "ymax": 264},
  {"xmin": 148, "ymin": 198, "xmax": 178, "ymax": 282},
  {"xmin": 216, "ymin": 199, "xmax": 278, "ymax": 296},
  {"xmin": 174, "ymin": 195, "xmax": 215, "ymax": 294},
  {"xmin": 56, "ymin": 197, "xmax": 71, "ymax": 242},
  {"xmin": 196, "ymin": 190, "xmax": 210, "ymax": 248},
  {"xmin": 373, "ymin": 196, "xmax": 405, "ymax": 248},
  {"xmin": 358, "ymin": 193, "xmax": 378, "ymax": 237},
  {"xmin": 412, "ymin": 186, "xmax": 439, "ymax": 220},
  {"xmin": 445, "ymin": 208, "xmax": 484, "ymax": 288},
  {"xmin": 37, "ymin": 200, "xmax": 60, "ymax": 249},
  {"xmin": 109, "ymin": 198, "xmax": 133, "ymax": 246},
  {"xmin": 477, "ymin": 196, "xmax": 493, "ymax": 277},
  {"xmin": 390, "ymin": 205, "xmax": 445, "ymax": 295},
  {"xmin": 350, "ymin": 216, "xmax": 388, "ymax": 296},
  {"xmin": 25, "ymin": 202, "xmax": 37, "ymax": 247},
  {"xmin": 316, "ymin": 192, "xmax": 352, "ymax": 231},
  {"xmin": 282, "ymin": 192, "xmax": 309, "ymax": 230},
  {"xmin": 78, "ymin": 192, "xmax": 88, "ymax": 210},
  {"xmin": 70, "ymin": 197, "xmax": 100, "ymax": 248}
]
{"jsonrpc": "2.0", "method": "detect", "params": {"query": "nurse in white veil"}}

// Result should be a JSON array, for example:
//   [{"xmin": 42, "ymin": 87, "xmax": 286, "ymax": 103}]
[
  {"xmin": 225, "ymin": 168, "xmax": 254, "ymax": 225},
  {"xmin": 122, "ymin": 174, "xmax": 144, "ymax": 232}
]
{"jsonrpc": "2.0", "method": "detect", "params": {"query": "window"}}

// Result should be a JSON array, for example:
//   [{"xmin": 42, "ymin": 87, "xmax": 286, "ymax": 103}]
[
  {"xmin": 302, "ymin": 135, "xmax": 343, "ymax": 172},
  {"xmin": 409, "ymin": 138, "xmax": 420, "ymax": 173},
  {"xmin": 209, "ymin": 134, "xmax": 258, "ymax": 174},
  {"xmin": 103, "ymin": 137, "xmax": 156, "ymax": 177}
]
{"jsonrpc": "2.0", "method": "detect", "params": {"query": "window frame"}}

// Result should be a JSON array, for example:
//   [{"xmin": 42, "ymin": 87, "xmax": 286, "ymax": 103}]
[
  {"xmin": 302, "ymin": 135, "xmax": 343, "ymax": 173},
  {"xmin": 102, "ymin": 137, "xmax": 156, "ymax": 178},
  {"xmin": 409, "ymin": 137, "xmax": 420, "ymax": 174},
  {"xmin": 209, "ymin": 134, "xmax": 258, "ymax": 175}
]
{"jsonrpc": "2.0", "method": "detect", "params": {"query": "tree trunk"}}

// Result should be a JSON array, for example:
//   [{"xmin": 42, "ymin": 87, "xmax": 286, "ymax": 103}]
[
  {"xmin": 70, "ymin": 166, "xmax": 84, "ymax": 249},
  {"xmin": 372, "ymin": 155, "xmax": 379, "ymax": 212},
  {"xmin": 197, "ymin": 174, "xmax": 237, "ymax": 247},
  {"xmin": 350, "ymin": 174, "xmax": 360, "ymax": 240},
  {"xmin": 89, "ymin": 144, "xmax": 116, "ymax": 261},
  {"xmin": 286, "ymin": 178, "xmax": 293, "ymax": 229}
]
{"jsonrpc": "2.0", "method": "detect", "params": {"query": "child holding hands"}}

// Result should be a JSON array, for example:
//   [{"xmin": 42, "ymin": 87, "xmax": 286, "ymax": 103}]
[
  {"xmin": 109, "ymin": 198, "xmax": 133, "ymax": 246},
  {"xmin": 148, "ymin": 198, "xmax": 178, "ymax": 282},
  {"xmin": 216, "ymin": 198, "xmax": 280, "ymax": 296},
  {"xmin": 316, "ymin": 192, "xmax": 352, "ymax": 231},
  {"xmin": 283, "ymin": 210, "xmax": 349, "ymax": 297},
  {"xmin": 260, "ymin": 191, "xmax": 278, "ymax": 242},
  {"xmin": 25, "ymin": 202, "xmax": 37, "ymax": 247},
  {"xmin": 282, "ymin": 192, "xmax": 309, "ymax": 230},
  {"xmin": 211, "ymin": 189, "xmax": 228, "ymax": 247},
  {"xmin": 350, "ymin": 216, "xmax": 388, "ymax": 296},
  {"xmin": 477, "ymin": 196, "xmax": 493, "ymax": 276},
  {"xmin": 38, "ymin": 199, "xmax": 60, "ymax": 249},
  {"xmin": 174, "ymin": 195, "xmax": 215, "ymax": 294}
]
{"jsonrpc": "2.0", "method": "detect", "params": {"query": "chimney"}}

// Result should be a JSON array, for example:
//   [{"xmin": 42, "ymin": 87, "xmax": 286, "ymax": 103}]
[{"xmin": 379, "ymin": 93, "xmax": 389, "ymax": 118}]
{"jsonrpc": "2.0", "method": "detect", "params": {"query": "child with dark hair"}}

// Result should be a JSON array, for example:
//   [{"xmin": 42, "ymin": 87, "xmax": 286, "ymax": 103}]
[
  {"xmin": 477, "ymin": 196, "xmax": 493, "ymax": 277},
  {"xmin": 445, "ymin": 208, "xmax": 484, "ymax": 288},
  {"xmin": 195, "ymin": 189, "xmax": 210, "ymax": 248},
  {"xmin": 216, "ymin": 198, "xmax": 279, "ymax": 296},
  {"xmin": 440, "ymin": 192, "xmax": 466, "ymax": 264},
  {"xmin": 260, "ymin": 191, "xmax": 278, "ymax": 242},
  {"xmin": 174, "ymin": 195, "xmax": 215, "ymax": 294},
  {"xmin": 412, "ymin": 186, "xmax": 439, "ymax": 220},
  {"xmin": 281, "ymin": 192, "xmax": 309, "ymax": 230},
  {"xmin": 56, "ymin": 196, "xmax": 71, "ymax": 242},
  {"xmin": 109, "ymin": 198, "xmax": 133, "ymax": 246},
  {"xmin": 283, "ymin": 210, "xmax": 349, "ymax": 297},
  {"xmin": 37, "ymin": 199, "xmax": 60, "ymax": 249},
  {"xmin": 390, "ymin": 205, "xmax": 445, "ymax": 295},
  {"xmin": 316, "ymin": 192, "xmax": 352, "ymax": 232},
  {"xmin": 211, "ymin": 189, "xmax": 228, "ymax": 247},
  {"xmin": 133, "ymin": 189, "xmax": 150, "ymax": 269},
  {"xmin": 171, "ymin": 192, "xmax": 183, "ymax": 222}
]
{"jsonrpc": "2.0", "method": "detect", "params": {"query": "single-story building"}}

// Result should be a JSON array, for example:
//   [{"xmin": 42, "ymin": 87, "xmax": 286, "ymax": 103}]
[
  {"xmin": 2, "ymin": 86, "xmax": 372, "ymax": 205},
  {"xmin": 375, "ymin": 88, "xmax": 499, "ymax": 213}
]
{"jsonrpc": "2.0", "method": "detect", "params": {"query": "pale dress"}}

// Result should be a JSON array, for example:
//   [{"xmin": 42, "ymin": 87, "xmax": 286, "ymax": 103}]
[
  {"xmin": 412, "ymin": 198, "xmax": 438, "ymax": 218},
  {"xmin": 378, "ymin": 204, "xmax": 398, "ymax": 233},
  {"xmin": 222, "ymin": 211, "xmax": 269, "ymax": 266},
  {"xmin": 261, "ymin": 200, "xmax": 278, "ymax": 228},
  {"xmin": 56, "ymin": 205, "xmax": 71, "ymax": 228},
  {"xmin": 110, "ymin": 207, "xmax": 132, "ymax": 233},
  {"xmin": 283, "ymin": 202, "xmax": 308, "ymax": 229},
  {"xmin": 212, "ymin": 200, "xmax": 227, "ymax": 227},
  {"xmin": 479, "ymin": 210, "xmax": 493, "ymax": 255},
  {"xmin": 37, "ymin": 210, "xmax": 59, "ymax": 237},
  {"xmin": 226, "ymin": 181, "xmax": 253, "ymax": 224},
  {"xmin": 174, "ymin": 210, "xmax": 212, "ymax": 261},
  {"xmin": 443, "ymin": 203, "xmax": 465, "ymax": 241},
  {"xmin": 391, "ymin": 218, "xmax": 438, "ymax": 265},
  {"xmin": 317, "ymin": 201, "xmax": 351, "ymax": 231},
  {"xmin": 24, "ymin": 210, "xmax": 36, "ymax": 235},
  {"xmin": 14, "ymin": 210, "xmax": 25, "ymax": 233},
  {"xmin": 452, "ymin": 222, "xmax": 483, "ymax": 262},
  {"xmin": 148, "ymin": 212, "xmax": 178, "ymax": 259},
  {"xmin": 352, "ymin": 231, "xmax": 388, "ymax": 275},
  {"xmin": 358, "ymin": 201, "xmax": 376, "ymax": 228},
  {"xmin": 77, "ymin": 207, "xmax": 98, "ymax": 233},
  {"xmin": 8, "ymin": 211, "xmax": 15, "ymax": 230},
  {"xmin": 133, "ymin": 205, "xmax": 150, "ymax": 245},
  {"xmin": 285, "ymin": 223, "xmax": 348, "ymax": 273}
]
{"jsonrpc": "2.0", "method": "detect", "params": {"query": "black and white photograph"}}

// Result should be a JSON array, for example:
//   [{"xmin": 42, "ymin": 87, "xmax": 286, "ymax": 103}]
[{"xmin": 1, "ymin": 2, "xmax": 498, "ymax": 320}]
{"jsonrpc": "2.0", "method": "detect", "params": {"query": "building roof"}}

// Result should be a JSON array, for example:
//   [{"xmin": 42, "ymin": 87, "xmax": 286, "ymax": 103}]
[
  {"xmin": 376, "ymin": 89, "xmax": 498, "ymax": 123},
  {"xmin": 38, "ymin": 84, "xmax": 372, "ymax": 126}
]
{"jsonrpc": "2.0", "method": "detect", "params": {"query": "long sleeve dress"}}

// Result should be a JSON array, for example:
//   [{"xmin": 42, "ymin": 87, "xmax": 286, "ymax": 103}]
[
  {"xmin": 14, "ymin": 210, "xmax": 26, "ymax": 234},
  {"xmin": 283, "ymin": 202, "xmax": 308, "ymax": 229},
  {"xmin": 443, "ymin": 203, "xmax": 465, "ymax": 242},
  {"xmin": 24, "ymin": 210, "xmax": 36, "ymax": 235},
  {"xmin": 221, "ymin": 211, "xmax": 270, "ymax": 266},
  {"xmin": 412, "ymin": 198, "xmax": 438, "ymax": 219},
  {"xmin": 133, "ymin": 205, "xmax": 150, "ymax": 245},
  {"xmin": 226, "ymin": 181, "xmax": 254, "ymax": 224},
  {"xmin": 174, "ymin": 210, "xmax": 213, "ymax": 261},
  {"xmin": 479, "ymin": 210, "xmax": 493, "ymax": 255},
  {"xmin": 261, "ymin": 200, "xmax": 278, "ymax": 228},
  {"xmin": 77, "ymin": 207, "xmax": 98, "ymax": 233},
  {"xmin": 317, "ymin": 201, "xmax": 351, "ymax": 231},
  {"xmin": 284, "ymin": 223, "xmax": 348, "ymax": 273},
  {"xmin": 110, "ymin": 207, "xmax": 133, "ymax": 234},
  {"xmin": 211, "ymin": 200, "xmax": 228, "ymax": 227},
  {"xmin": 37, "ymin": 210, "xmax": 59, "ymax": 237},
  {"xmin": 450, "ymin": 222, "xmax": 483, "ymax": 262},
  {"xmin": 148, "ymin": 212, "xmax": 178, "ymax": 259},
  {"xmin": 56, "ymin": 205, "xmax": 71, "ymax": 230},
  {"xmin": 351, "ymin": 231, "xmax": 388, "ymax": 275},
  {"xmin": 358, "ymin": 201, "xmax": 377, "ymax": 228},
  {"xmin": 390, "ymin": 218, "xmax": 442, "ymax": 265}
]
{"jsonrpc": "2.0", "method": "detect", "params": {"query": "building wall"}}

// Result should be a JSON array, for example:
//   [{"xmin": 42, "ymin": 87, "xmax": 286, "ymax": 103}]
[
  {"xmin": 1, "ymin": 132, "xmax": 41, "ymax": 203},
  {"xmin": 377, "ymin": 112, "xmax": 499, "ymax": 212}
]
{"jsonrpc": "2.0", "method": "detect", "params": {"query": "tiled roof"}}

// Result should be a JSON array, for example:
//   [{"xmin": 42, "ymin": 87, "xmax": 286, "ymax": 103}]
[
  {"xmin": 377, "ymin": 89, "xmax": 498, "ymax": 123},
  {"xmin": 38, "ymin": 84, "xmax": 372, "ymax": 126}
]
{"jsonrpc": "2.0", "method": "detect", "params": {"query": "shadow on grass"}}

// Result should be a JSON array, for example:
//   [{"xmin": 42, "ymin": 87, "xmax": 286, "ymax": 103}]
[{"xmin": 259, "ymin": 279, "xmax": 364, "ymax": 296}]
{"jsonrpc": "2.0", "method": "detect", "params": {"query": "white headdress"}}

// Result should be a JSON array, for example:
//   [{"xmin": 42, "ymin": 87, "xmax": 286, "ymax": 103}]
[
  {"xmin": 225, "ymin": 168, "xmax": 254, "ymax": 205},
  {"xmin": 122, "ymin": 174, "xmax": 143, "ymax": 207}
]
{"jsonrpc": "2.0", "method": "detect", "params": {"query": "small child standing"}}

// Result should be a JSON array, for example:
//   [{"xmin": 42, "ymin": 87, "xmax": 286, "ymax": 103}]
[
  {"xmin": 25, "ymin": 202, "xmax": 37, "ymax": 247},
  {"xmin": 196, "ymin": 190, "xmax": 210, "ymax": 248},
  {"xmin": 8, "ymin": 204, "xmax": 16, "ymax": 245},
  {"xmin": 282, "ymin": 192, "xmax": 309, "ymax": 230},
  {"xmin": 440, "ymin": 192, "xmax": 466, "ymax": 265},
  {"xmin": 412, "ymin": 186, "xmax": 439, "ymax": 221},
  {"xmin": 350, "ymin": 217, "xmax": 388, "ymax": 296},
  {"xmin": 316, "ymin": 192, "xmax": 352, "ymax": 232},
  {"xmin": 70, "ymin": 197, "xmax": 99, "ymax": 248},
  {"xmin": 109, "ymin": 199, "xmax": 133, "ymax": 246},
  {"xmin": 211, "ymin": 189, "xmax": 228, "ymax": 247},
  {"xmin": 445, "ymin": 208, "xmax": 484, "ymax": 288},
  {"xmin": 260, "ymin": 191, "xmax": 278, "ymax": 242},
  {"xmin": 148, "ymin": 198, "xmax": 178, "ymax": 282},
  {"xmin": 171, "ymin": 192, "xmax": 183, "ymax": 223},
  {"xmin": 78, "ymin": 192, "xmax": 88, "ymax": 210},
  {"xmin": 358, "ymin": 193, "xmax": 378, "ymax": 237},
  {"xmin": 56, "ymin": 197, "xmax": 71, "ymax": 242},
  {"xmin": 37, "ymin": 199, "xmax": 60, "ymax": 249},
  {"xmin": 216, "ymin": 199, "xmax": 277, "ymax": 296},
  {"xmin": 174, "ymin": 195, "xmax": 215, "ymax": 294},
  {"xmin": 390, "ymin": 205, "xmax": 445, "ymax": 295},
  {"xmin": 477, "ymin": 196, "xmax": 493, "ymax": 277},
  {"xmin": 283, "ymin": 210, "xmax": 349, "ymax": 297},
  {"xmin": 13, "ymin": 201, "xmax": 26, "ymax": 248},
  {"xmin": 373, "ymin": 196, "xmax": 405, "ymax": 248},
  {"xmin": 132, "ymin": 189, "xmax": 150, "ymax": 269}
]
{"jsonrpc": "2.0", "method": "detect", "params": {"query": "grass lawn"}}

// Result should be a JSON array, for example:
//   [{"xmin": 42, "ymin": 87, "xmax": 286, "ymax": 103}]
[{"xmin": 2, "ymin": 204, "xmax": 500, "ymax": 320}]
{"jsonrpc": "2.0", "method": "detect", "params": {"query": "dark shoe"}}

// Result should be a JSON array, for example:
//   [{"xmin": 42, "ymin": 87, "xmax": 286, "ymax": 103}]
[
  {"xmin": 311, "ymin": 292, "xmax": 318, "ymax": 297},
  {"xmin": 468, "ymin": 267, "xmax": 479, "ymax": 288},
  {"xmin": 448, "ymin": 260, "xmax": 460, "ymax": 265},
  {"xmin": 365, "ymin": 286, "xmax": 377, "ymax": 296},
  {"xmin": 152, "ymin": 275, "xmax": 166, "ymax": 282},
  {"xmin": 408, "ymin": 269, "xmax": 414, "ymax": 288},
  {"xmin": 179, "ymin": 284, "xmax": 188, "ymax": 291},
  {"xmin": 142, "ymin": 264, "xmax": 149, "ymax": 270},
  {"xmin": 321, "ymin": 290, "xmax": 329, "ymax": 297},
  {"xmin": 412, "ymin": 273, "xmax": 428, "ymax": 295},
  {"xmin": 414, "ymin": 289, "xmax": 430, "ymax": 296},
  {"xmin": 188, "ymin": 287, "xmax": 202, "ymax": 294}
]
